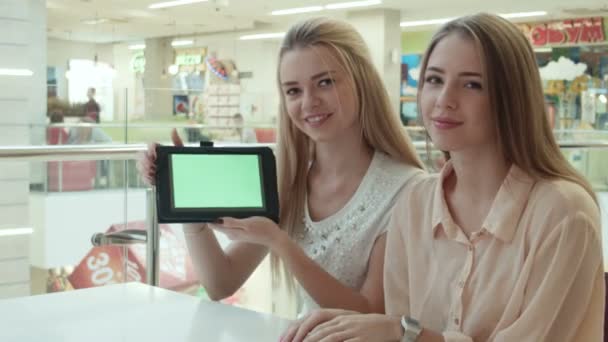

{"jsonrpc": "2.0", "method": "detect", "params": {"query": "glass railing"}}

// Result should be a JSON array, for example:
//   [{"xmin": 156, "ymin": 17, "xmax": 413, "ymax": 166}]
[
  {"xmin": 0, "ymin": 143, "xmax": 280, "ymax": 315},
  {"xmin": 0, "ymin": 145, "xmax": 155, "ymax": 300}
]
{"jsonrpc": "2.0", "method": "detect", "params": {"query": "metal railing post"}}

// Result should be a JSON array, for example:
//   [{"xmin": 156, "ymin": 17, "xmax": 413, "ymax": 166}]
[{"xmin": 146, "ymin": 188, "xmax": 160, "ymax": 286}]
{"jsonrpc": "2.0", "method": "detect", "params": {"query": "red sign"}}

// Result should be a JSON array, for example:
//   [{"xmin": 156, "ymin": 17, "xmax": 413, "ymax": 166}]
[
  {"xmin": 518, "ymin": 17, "xmax": 605, "ymax": 47},
  {"xmin": 69, "ymin": 221, "xmax": 198, "ymax": 291}
]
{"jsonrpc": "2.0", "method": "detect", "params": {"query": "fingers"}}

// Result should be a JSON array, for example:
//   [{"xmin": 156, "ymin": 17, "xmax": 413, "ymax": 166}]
[
  {"xmin": 136, "ymin": 128, "xmax": 184, "ymax": 186},
  {"xmin": 292, "ymin": 311, "xmax": 336, "ymax": 342},
  {"xmin": 217, "ymin": 217, "xmax": 246, "ymax": 229},
  {"xmin": 305, "ymin": 330, "xmax": 349, "ymax": 342},
  {"xmin": 171, "ymin": 128, "xmax": 184, "ymax": 147},
  {"xmin": 305, "ymin": 319, "xmax": 344, "ymax": 342},
  {"xmin": 281, "ymin": 310, "xmax": 351, "ymax": 342},
  {"xmin": 207, "ymin": 225, "xmax": 244, "ymax": 240},
  {"xmin": 147, "ymin": 142, "xmax": 158, "ymax": 159},
  {"xmin": 137, "ymin": 143, "xmax": 159, "ymax": 185},
  {"xmin": 309, "ymin": 317, "xmax": 342, "ymax": 335},
  {"xmin": 281, "ymin": 319, "xmax": 303, "ymax": 342}
]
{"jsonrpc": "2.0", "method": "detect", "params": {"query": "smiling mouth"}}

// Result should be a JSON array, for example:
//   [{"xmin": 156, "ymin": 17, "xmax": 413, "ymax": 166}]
[
  {"xmin": 305, "ymin": 113, "xmax": 332, "ymax": 124},
  {"xmin": 431, "ymin": 117, "xmax": 463, "ymax": 129}
]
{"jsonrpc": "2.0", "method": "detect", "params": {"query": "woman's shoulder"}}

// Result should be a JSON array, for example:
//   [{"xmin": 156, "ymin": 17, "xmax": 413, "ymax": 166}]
[
  {"xmin": 374, "ymin": 152, "xmax": 426, "ymax": 183},
  {"xmin": 531, "ymin": 177, "xmax": 600, "ymax": 224}
]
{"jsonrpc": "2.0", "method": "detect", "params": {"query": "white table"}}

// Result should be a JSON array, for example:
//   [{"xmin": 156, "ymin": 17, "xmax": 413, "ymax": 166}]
[{"xmin": 0, "ymin": 282, "xmax": 290, "ymax": 342}]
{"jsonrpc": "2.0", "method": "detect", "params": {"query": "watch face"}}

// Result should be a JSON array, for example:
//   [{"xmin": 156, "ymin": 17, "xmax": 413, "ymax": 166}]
[{"xmin": 401, "ymin": 316, "xmax": 422, "ymax": 342}]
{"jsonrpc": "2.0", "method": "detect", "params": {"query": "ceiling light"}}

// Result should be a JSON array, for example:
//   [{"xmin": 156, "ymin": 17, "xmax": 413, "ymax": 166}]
[
  {"xmin": 148, "ymin": 0, "xmax": 208, "ymax": 9},
  {"xmin": 272, "ymin": 1, "xmax": 381, "ymax": 15},
  {"xmin": 325, "ymin": 0, "xmax": 381, "ymax": 10},
  {"xmin": 500, "ymin": 11, "xmax": 547, "ymax": 19},
  {"xmin": 0, "ymin": 68, "xmax": 34, "ymax": 76},
  {"xmin": 400, "ymin": 17, "xmax": 454, "ymax": 27},
  {"xmin": 81, "ymin": 18, "xmax": 109, "ymax": 25},
  {"xmin": 271, "ymin": 6, "xmax": 324, "ymax": 16},
  {"xmin": 128, "ymin": 44, "xmax": 146, "ymax": 50},
  {"xmin": 0, "ymin": 228, "xmax": 33, "ymax": 237},
  {"xmin": 239, "ymin": 32, "xmax": 286, "ymax": 40},
  {"xmin": 171, "ymin": 40, "xmax": 193, "ymax": 46},
  {"xmin": 400, "ymin": 11, "xmax": 548, "ymax": 28}
]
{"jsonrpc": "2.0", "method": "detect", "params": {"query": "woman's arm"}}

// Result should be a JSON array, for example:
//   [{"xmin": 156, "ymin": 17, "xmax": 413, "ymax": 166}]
[
  {"xmin": 274, "ymin": 231, "xmax": 386, "ymax": 313},
  {"xmin": 183, "ymin": 224, "xmax": 268, "ymax": 301},
  {"xmin": 490, "ymin": 212, "xmax": 603, "ymax": 342},
  {"xmin": 211, "ymin": 215, "xmax": 386, "ymax": 313}
]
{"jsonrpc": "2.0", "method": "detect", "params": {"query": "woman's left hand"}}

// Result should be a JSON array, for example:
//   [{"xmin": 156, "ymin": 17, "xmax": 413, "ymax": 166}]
[
  {"xmin": 209, "ymin": 216, "xmax": 286, "ymax": 249},
  {"xmin": 302, "ymin": 314, "xmax": 402, "ymax": 342}
]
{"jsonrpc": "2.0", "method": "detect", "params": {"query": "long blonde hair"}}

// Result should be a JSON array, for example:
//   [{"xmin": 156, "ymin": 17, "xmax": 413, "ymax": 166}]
[
  {"xmin": 417, "ymin": 13, "xmax": 596, "ymax": 200},
  {"xmin": 273, "ymin": 17, "xmax": 424, "ymax": 289}
]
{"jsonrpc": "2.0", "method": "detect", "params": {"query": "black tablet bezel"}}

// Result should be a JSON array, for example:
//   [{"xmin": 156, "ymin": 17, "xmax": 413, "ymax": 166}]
[{"xmin": 155, "ymin": 145, "xmax": 279, "ymax": 223}]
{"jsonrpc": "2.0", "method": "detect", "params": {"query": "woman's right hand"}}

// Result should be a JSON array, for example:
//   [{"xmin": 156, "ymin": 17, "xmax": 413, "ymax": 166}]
[
  {"xmin": 137, "ymin": 128, "xmax": 184, "ymax": 185},
  {"xmin": 280, "ymin": 309, "xmax": 358, "ymax": 342}
]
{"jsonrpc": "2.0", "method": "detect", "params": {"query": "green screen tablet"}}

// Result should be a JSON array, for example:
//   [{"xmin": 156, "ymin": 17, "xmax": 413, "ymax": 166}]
[
  {"xmin": 170, "ymin": 154, "xmax": 264, "ymax": 209},
  {"xmin": 155, "ymin": 145, "xmax": 279, "ymax": 223}
]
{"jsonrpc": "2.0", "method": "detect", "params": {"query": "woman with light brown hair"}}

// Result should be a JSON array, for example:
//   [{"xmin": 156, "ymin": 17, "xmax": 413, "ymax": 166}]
[
  {"xmin": 139, "ymin": 17, "xmax": 424, "ymax": 317},
  {"xmin": 284, "ymin": 13, "xmax": 603, "ymax": 342}
]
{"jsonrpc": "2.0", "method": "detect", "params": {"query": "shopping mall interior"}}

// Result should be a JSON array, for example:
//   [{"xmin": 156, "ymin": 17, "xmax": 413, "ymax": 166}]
[{"xmin": 0, "ymin": 0, "xmax": 607, "ymax": 340}]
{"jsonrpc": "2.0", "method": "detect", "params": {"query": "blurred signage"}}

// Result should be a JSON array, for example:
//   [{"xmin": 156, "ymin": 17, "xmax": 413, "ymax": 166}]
[
  {"xmin": 176, "ymin": 54, "xmax": 202, "ymax": 65},
  {"xmin": 130, "ymin": 52, "xmax": 145, "ymax": 73},
  {"xmin": 175, "ymin": 47, "xmax": 207, "ymax": 66},
  {"xmin": 518, "ymin": 17, "xmax": 605, "ymax": 47}
]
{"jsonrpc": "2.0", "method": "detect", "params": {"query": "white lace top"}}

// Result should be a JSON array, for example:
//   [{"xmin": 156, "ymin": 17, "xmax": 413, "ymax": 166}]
[{"xmin": 294, "ymin": 151, "xmax": 423, "ymax": 315}]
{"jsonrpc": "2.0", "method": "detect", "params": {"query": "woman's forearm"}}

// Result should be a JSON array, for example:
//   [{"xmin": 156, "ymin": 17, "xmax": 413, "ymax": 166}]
[
  {"xmin": 184, "ymin": 223, "xmax": 267, "ymax": 300},
  {"xmin": 273, "ymin": 234, "xmax": 379, "ymax": 313}
]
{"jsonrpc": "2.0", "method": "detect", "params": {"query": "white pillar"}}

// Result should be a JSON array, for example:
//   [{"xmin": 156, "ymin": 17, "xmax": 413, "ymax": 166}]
[
  {"xmin": 143, "ymin": 38, "xmax": 174, "ymax": 120},
  {"xmin": 0, "ymin": 0, "xmax": 46, "ymax": 298},
  {"xmin": 347, "ymin": 9, "xmax": 402, "ymax": 115}
]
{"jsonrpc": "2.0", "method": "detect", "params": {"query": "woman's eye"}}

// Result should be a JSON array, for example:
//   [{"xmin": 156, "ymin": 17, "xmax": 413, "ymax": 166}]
[
  {"xmin": 425, "ymin": 75, "xmax": 442, "ymax": 84},
  {"xmin": 465, "ymin": 81, "xmax": 483, "ymax": 90},
  {"xmin": 285, "ymin": 88, "xmax": 300, "ymax": 96},
  {"xmin": 319, "ymin": 78, "xmax": 335, "ymax": 87}
]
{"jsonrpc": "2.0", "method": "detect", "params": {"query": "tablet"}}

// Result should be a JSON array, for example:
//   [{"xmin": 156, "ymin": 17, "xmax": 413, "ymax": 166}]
[{"xmin": 155, "ymin": 145, "xmax": 279, "ymax": 223}]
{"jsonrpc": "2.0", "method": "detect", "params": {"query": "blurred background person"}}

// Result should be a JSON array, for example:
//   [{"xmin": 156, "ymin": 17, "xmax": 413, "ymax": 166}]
[
  {"xmin": 84, "ymin": 87, "xmax": 101, "ymax": 123},
  {"xmin": 47, "ymin": 110, "xmax": 69, "ymax": 145},
  {"xmin": 232, "ymin": 113, "xmax": 257, "ymax": 143}
]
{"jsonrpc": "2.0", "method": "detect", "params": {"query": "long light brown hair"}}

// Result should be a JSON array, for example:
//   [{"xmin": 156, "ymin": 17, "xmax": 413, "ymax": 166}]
[
  {"xmin": 274, "ymin": 17, "xmax": 424, "ymax": 289},
  {"xmin": 417, "ymin": 13, "xmax": 596, "ymax": 201}
]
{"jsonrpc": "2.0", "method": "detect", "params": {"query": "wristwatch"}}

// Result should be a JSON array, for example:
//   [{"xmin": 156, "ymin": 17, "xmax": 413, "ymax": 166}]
[{"xmin": 400, "ymin": 316, "xmax": 422, "ymax": 342}]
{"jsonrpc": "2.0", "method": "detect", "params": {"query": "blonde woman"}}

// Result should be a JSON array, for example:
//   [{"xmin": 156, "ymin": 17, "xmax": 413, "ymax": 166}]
[
  {"xmin": 284, "ymin": 13, "xmax": 604, "ymax": 342},
  {"xmin": 139, "ymin": 17, "xmax": 424, "ymax": 317}
]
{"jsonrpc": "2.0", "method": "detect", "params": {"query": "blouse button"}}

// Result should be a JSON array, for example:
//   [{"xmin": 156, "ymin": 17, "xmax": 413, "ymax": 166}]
[{"xmin": 454, "ymin": 318, "xmax": 460, "ymax": 325}]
